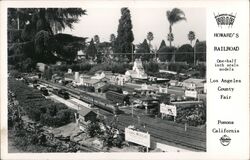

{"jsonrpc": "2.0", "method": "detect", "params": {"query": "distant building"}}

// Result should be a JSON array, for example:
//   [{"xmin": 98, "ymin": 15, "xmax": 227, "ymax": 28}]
[
  {"xmin": 125, "ymin": 59, "xmax": 147, "ymax": 80},
  {"xmin": 110, "ymin": 74, "xmax": 131, "ymax": 86},
  {"xmin": 91, "ymin": 71, "xmax": 113, "ymax": 80}
]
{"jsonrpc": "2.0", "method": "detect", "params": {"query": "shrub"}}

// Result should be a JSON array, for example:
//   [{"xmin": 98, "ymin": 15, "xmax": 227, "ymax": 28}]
[
  {"xmin": 85, "ymin": 122, "xmax": 102, "ymax": 138},
  {"xmin": 8, "ymin": 78, "xmax": 76, "ymax": 127},
  {"xmin": 143, "ymin": 61, "xmax": 159, "ymax": 75},
  {"xmin": 9, "ymin": 70, "xmax": 22, "ymax": 78},
  {"xmin": 157, "ymin": 46, "xmax": 176, "ymax": 62}
]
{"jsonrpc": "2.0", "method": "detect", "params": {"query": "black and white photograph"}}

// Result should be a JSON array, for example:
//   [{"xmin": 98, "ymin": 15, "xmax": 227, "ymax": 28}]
[{"xmin": 6, "ymin": 7, "xmax": 207, "ymax": 153}]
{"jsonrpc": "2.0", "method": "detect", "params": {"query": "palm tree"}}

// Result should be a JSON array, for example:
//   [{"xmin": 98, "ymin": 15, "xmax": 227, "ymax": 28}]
[
  {"xmin": 147, "ymin": 32, "xmax": 154, "ymax": 52},
  {"xmin": 166, "ymin": 8, "xmax": 186, "ymax": 47},
  {"xmin": 188, "ymin": 31, "xmax": 196, "ymax": 45}
]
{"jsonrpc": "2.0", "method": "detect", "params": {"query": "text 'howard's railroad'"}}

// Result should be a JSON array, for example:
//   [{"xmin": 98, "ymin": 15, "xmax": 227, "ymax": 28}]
[
  {"xmin": 214, "ymin": 46, "xmax": 239, "ymax": 52},
  {"xmin": 214, "ymin": 33, "xmax": 239, "ymax": 38}
]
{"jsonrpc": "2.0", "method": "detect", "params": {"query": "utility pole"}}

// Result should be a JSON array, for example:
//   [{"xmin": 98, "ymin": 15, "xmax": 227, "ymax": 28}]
[{"xmin": 194, "ymin": 40, "xmax": 197, "ymax": 65}]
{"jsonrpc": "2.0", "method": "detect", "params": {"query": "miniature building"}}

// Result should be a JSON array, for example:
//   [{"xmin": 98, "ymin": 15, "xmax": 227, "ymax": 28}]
[
  {"xmin": 159, "ymin": 86, "xmax": 168, "ymax": 93},
  {"xmin": 125, "ymin": 59, "xmax": 147, "ymax": 79},
  {"xmin": 75, "ymin": 72, "xmax": 80, "ymax": 83},
  {"xmin": 78, "ymin": 75, "xmax": 108, "ymax": 92},
  {"xmin": 79, "ymin": 78, "xmax": 104, "ymax": 87},
  {"xmin": 169, "ymin": 80, "xmax": 178, "ymax": 86},
  {"xmin": 134, "ymin": 83, "xmax": 158, "ymax": 95},
  {"xmin": 110, "ymin": 74, "xmax": 130, "ymax": 86},
  {"xmin": 77, "ymin": 108, "xmax": 97, "ymax": 131},
  {"xmin": 68, "ymin": 68, "xmax": 72, "ymax": 74},
  {"xmin": 51, "ymin": 74, "xmax": 63, "ymax": 83},
  {"xmin": 77, "ymin": 50, "xmax": 86, "ymax": 60},
  {"xmin": 182, "ymin": 78, "xmax": 205, "ymax": 91},
  {"xmin": 64, "ymin": 72, "xmax": 74, "ymax": 81},
  {"xmin": 91, "ymin": 71, "xmax": 106, "ymax": 80},
  {"xmin": 36, "ymin": 63, "xmax": 47, "ymax": 72},
  {"xmin": 91, "ymin": 71, "xmax": 114, "ymax": 80}
]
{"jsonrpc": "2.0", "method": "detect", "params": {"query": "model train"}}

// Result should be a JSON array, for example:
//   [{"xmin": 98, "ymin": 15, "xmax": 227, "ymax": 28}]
[
  {"xmin": 52, "ymin": 89, "xmax": 70, "ymax": 99},
  {"xmin": 37, "ymin": 79, "xmax": 124, "ymax": 114},
  {"xmin": 79, "ymin": 93, "xmax": 121, "ymax": 114},
  {"xmin": 105, "ymin": 91, "xmax": 130, "ymax": 105}
]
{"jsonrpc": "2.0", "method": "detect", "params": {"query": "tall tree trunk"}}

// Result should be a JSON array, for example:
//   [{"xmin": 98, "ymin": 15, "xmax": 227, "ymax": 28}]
[{"xmin": 169, "ymin": 25, "xmax": 172, "ymax": 47}]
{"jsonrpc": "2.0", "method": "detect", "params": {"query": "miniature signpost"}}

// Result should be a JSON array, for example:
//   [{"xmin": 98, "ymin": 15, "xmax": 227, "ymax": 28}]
[
  {"xmin": 125, "ymin": 127, "xmax": 150, "ymax": 152},
  {"xmin": 160, "ymin": 103, "xmax": 177, "ymax": 121}
]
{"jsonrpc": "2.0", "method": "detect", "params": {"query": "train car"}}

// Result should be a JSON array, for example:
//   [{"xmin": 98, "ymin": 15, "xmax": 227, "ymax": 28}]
[
  {"xmin": 79, "ymin": 94, "xmax": 121, "ymax": 114},
  {"xmin": 106, "ymin": 91, "xmax": 130, "ymax": 105},
  {"xmin": 40, "ymin": 87, "xmax": 49, "ymax": 96},
  {"xmin": 52, "ymin": 89, "xmax": 70, "ymax": 99}
]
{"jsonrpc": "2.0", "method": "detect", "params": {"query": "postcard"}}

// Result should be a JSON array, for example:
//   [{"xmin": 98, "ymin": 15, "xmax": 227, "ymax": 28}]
[{"xmin": 0, "ymin": 0, "xmax": 249, "ymax": 160}]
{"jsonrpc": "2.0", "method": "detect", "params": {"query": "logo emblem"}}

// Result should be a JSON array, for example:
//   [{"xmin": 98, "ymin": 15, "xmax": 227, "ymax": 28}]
[
  {"xmin": 220, "ymin": 135, "xmax": 231, "ymax": 146},
  {"xmin": 214, "ymin": 13, "xmax": 236, "ymax": 28}
]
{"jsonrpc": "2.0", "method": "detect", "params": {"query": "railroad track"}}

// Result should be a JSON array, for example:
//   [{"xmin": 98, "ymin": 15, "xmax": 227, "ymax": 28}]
[
  {"xmin": 116, "ymin": 116, "xmax": 206, "ymax": 151},
  {"xmin": 38, "ymin": 79, "xmax": 206, "ymax": 151}
]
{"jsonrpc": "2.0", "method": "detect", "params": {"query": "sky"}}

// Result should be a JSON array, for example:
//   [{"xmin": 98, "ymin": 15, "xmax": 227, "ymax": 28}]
[{"xmin": 63, "ymin": 8, "xmax": 206, "ymax": 49}]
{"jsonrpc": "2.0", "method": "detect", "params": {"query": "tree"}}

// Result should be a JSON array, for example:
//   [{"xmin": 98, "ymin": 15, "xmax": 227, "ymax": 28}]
[
  {"xmin": 158, "ymin": 40, "xmax": 167, "ymax": 51},
  {"xmin": 147, "ymin": 32, "xmax": 154, "ymax": 52},
  {"xmin": 46, "ymin": 8, "xmax": 87, "ymax": 34},
  {"xmin": 135, "ymin": 39, "xmax": 151, "ymax": 61},
  {"xmin": 86, "ymin": 39, "xmax": 97, "ymax": 60},
  {"xmin": 158, "ymin": 46, "xmax": 177, "ymax": 62},
  {"xmin": 143, "ymin": 61, "xmax": 159, "ymax": 75},
  {"xmin": 98, "ymin": 42, "xmax": 112, "ymax": 62},
  {"xmin": 188, "ymin": 31, "xmax": 195, "ymax": 45},
  {"xmin": 110, "ymin": 33, "xmax": 116, "ymax": 52},
  {"xmin": 110, "ymin": 34, "xmax": 116, "ymax": 44},
  {"xmin": 51, "ymin": 33, "xmax": 87, "ymax": 63},
  {"xmin": 176, "ymin": 44, "xmax": 194, "ymax": 63},
  {"xmin": 8, "ymin": 8, "xmax": 87, "ymax": 67},
  {"xmin": 94, "ymin": 35, "xmax": 100, "ymax": 44},
  {"xmin": 166, "ymin": 8, "xmax": 186, "ymax": 47},
  {"xmin": 114, "ymin": 8, "xmax": 134, "ymax": 61},
  {"xmin": 194, "ymin": 40, "xmax": 206, "ymax": 62}
]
